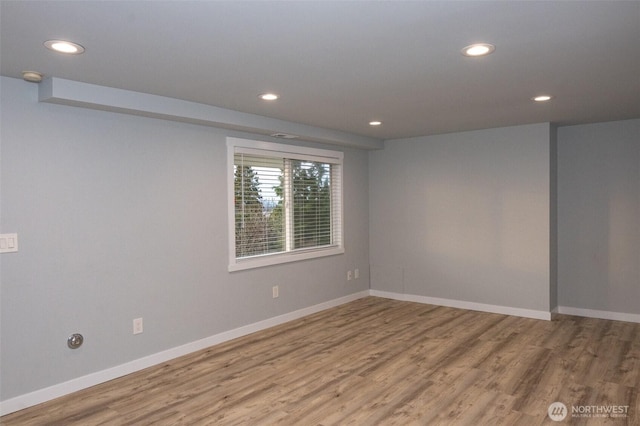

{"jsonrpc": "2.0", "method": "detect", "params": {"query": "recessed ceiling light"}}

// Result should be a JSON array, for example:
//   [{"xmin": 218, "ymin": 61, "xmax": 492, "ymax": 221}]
[
  {"xmin": 369, "ymin": 121, "xmax": 382, "ymax": 126},
  {"xmin": 44, "ymin": 39, "xmax": 85, "ymax": 54},
  {"xmin": 461, "ymin": 43, "xmax": 495, "ymax": 57},
  {"xmin": 532, "ymin": 95, "xmax": 554, "ymax": 102},
  {"xmin": 259, "ymin": 93, "xmax": 279, "ymax": 101}
]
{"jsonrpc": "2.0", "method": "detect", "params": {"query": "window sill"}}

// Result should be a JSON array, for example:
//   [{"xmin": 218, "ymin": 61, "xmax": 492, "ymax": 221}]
[{"xmin": 228, "ymin": 246, "xmax": 345, "ymax": 272}]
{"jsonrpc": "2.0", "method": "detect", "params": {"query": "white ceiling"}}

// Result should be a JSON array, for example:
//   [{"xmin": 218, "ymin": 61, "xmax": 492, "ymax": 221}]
[{"xmin": 1, "ymin": 1, "xmax": 639, "ymax": 141}]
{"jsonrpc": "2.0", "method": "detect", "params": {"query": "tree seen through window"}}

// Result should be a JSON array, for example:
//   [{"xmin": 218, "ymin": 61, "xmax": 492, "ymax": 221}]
[{"xmin": 234, "ymin": 156, "xmax": 332, "ymax": 258}]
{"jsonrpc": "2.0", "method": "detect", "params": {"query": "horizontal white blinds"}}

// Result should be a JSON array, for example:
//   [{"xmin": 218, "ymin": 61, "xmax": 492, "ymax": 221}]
[
  {"xmin": 234, "ymin": 151, "xmax": 341, "ymax": 259},
  {"xmin": 234, "ymin": 153, "xmax": 283, "ymax": 258},
  {"xmin": 235, "ymin": 146, "xmax": 340, "ymax": 164}
]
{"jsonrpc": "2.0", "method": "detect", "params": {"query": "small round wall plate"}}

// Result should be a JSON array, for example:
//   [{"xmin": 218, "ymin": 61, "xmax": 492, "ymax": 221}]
[{"xmin": 67, "ymin": 333, "xmax": 84, "ymax": 349}]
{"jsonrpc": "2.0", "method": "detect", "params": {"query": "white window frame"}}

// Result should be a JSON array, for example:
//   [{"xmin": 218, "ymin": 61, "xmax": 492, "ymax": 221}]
[{"xmin": 227, "ymin": 137, "xmax": 344, "ymax": 272}]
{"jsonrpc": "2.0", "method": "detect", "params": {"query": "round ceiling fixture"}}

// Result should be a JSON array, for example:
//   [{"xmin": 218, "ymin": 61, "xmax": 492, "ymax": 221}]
[
  {"xmin": 461, "ymin": 43, "xmax": 495, "ymax": 57},
  {"xmin": 259, "ymin": 93, "xmax": 279, "ymax": 101},
  {"xmin": 532, "ymin": 95, "xmax": 554, "ymax": 102},
  {"xmin": 22, "ymin": 71, "xmax": 43, "ymax": 83},
  {"xmin": 44, "ymin": 39, "xmax": 85, "ymax": 54}
]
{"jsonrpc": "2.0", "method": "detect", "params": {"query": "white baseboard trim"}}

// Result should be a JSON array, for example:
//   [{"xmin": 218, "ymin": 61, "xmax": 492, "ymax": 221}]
[
  {"xmin": 557, "ymin": 306, "xmax": 640, "ymax": 323},
  {"xmin": 0, "ymin": 290, "xmax": 369, "ymax": 416},
  {"xmin": 369, "ymin": 290, "xmax": 552, "ymax": 321},
  {"xmin": 16, "ymin": 292, "xmax": 635, "ymax": 416}
]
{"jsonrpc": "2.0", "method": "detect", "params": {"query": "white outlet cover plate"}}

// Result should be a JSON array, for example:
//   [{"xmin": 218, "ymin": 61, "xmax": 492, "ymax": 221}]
[
  {"xmin": 0, "ymin": 233, "xmax": 18, "ymax": 253},
  {"xmin": 133, "ymin": 318, "xmax": 143, "ymax": 334}
]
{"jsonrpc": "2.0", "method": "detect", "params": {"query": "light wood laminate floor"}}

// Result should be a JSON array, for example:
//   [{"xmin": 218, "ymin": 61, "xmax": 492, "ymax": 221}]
[{"xmin": 2, "ymin": 297, "xmax": 639, "ymax": 425}]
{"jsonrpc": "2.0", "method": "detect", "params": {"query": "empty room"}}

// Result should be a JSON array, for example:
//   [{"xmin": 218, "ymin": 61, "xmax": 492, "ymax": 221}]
[{"xmin": 1, "ymin": 1, "xmax": 638, "ymax": 424}]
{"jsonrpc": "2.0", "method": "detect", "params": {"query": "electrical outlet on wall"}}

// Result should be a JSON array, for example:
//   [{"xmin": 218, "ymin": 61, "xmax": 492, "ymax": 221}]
[
  {"xmin": 347, "ymin": 270, "xmax": 353, "ymax": 281},
  {"xmin": 272, "ymin": 285, "xmax": 279, "ymax": 298},
  {"xmin": 133, "ymin": 318, "xmax": 143, "ymax": 335},
  {"xmin": 0, "ymin": 233, "xmax": 18, "ymax": 253}
]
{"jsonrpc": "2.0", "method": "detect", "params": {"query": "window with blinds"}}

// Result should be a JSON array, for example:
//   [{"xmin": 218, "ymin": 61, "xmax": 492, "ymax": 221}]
[{"xmin": 227, "ymin": 138, "xmax": 344, "ymax": 271}]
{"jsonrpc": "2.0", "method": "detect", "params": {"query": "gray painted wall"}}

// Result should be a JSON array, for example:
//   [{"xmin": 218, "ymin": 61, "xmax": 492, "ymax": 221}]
[
  {"xmin": 0, "ymin": 77, "xmax": 370, "ymax": 400},
  {"xmin": 557, "ymin": 119, "xmax": 639, "ymax": 314},
  {"xmin": 369, "ymin": 123, "xmax": 552, "ymax": 311},
  {"xmin": 2, "ymin": 73, "xmax": 637, "ymax": 404}
]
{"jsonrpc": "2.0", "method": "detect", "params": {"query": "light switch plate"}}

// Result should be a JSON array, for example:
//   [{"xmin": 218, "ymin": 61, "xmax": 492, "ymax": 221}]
[{"xmin": 0, "ymin": 233, "xmax": 18, "ymax": 253}]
